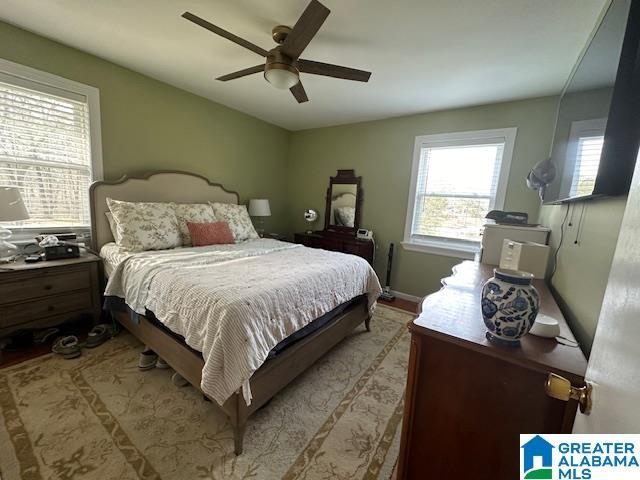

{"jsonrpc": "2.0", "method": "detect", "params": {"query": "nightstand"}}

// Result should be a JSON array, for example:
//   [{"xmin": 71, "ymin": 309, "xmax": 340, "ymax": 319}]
[{"xmin": 0, "ymin": 254, "xmax": 102, "ymax": 338}]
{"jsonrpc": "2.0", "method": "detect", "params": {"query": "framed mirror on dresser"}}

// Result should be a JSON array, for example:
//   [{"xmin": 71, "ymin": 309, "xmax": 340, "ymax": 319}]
[
  {"xmin": 294, "ymin": 169, "xmax": 373, "ymax": 264},
  {"xmin": 324, "ymin": 169, "xmax": 362, "ymax": 234}
]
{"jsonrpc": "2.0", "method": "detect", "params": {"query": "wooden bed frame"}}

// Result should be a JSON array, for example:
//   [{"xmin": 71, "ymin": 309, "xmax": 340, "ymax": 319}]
[{"xmin": 89, "ymin": 171, "xmax": 371, "ymax": 454}]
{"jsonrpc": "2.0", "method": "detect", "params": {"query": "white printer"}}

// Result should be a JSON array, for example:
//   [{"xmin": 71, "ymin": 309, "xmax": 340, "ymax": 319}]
[{"xmin": 480, "ymin": 223, "xmax": 550, "ymax": 266}]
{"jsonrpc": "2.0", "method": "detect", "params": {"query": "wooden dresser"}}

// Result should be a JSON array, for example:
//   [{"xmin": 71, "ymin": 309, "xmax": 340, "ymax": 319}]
[
  {"xmin": 396, "ymin": 261, "xmax": 587, "ymax": 480},
  {"xmin": 0, "ymin": 254, "xmax": 102, "ymax": 337},
  {"xmin": 294, "ymin": 231, "xmax": 374, "ymax": 264}
]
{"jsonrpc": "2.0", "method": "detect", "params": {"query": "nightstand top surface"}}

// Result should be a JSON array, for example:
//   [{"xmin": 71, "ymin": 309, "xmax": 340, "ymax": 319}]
[{"xmin": 0, "ymin": 253, "xmax": 100, "ymax": 272}]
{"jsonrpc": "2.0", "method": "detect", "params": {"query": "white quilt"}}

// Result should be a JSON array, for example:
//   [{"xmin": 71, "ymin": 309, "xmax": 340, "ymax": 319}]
[{"xmin": 103, "ymin": 239, "xmax": 382, "ymax": 406}]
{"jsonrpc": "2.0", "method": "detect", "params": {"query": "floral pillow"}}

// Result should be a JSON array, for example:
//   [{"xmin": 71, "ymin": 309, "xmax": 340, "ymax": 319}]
[
  {"xmin": 209, "ymin": 202, "xmax": 259, "ymax": 242},
  {"xmin": 106, "ymin": 198, "xmax": 181, "ymax": 251},
  {"xmin": 173, "ymin": 203, "xmax": 217, "ymax": 246},
  {"xmin": 105, "ymin": 212, "xmax": 122, "ymax": 244}
]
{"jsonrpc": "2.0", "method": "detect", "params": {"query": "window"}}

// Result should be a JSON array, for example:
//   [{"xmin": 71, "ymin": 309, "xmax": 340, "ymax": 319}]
[
  {"xmin": 0, "ymin": 59, "xmax": 102, "ymax": 235},
  {"xmin": 403, "ymin": 128, "xmax": 516, "ymax": 258}
]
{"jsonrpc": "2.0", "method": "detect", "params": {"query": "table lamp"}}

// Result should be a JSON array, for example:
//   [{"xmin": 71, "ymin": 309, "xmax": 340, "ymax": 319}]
[
  {"xmin": 248, "ymin": 199, "xmax": 271, "ymax": 237},
  {"xmin": 0, "ymin": 186, "xmax": 29, "ymax": 262}
]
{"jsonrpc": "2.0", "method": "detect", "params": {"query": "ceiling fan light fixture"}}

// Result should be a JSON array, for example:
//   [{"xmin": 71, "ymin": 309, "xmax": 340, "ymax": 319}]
[{"xmin": 264, "ymin": 63, "xmax": 299, "ymax": 90}]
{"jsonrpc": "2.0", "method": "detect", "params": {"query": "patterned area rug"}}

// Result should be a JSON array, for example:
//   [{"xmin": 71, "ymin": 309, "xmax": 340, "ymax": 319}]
[{"xmin": 0, "ymin": 305, "xmax": 412, "ymax": 480}]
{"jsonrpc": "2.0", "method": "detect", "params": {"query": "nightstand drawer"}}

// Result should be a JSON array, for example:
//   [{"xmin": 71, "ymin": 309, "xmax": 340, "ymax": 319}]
[
  {"xmin": 0, "ymin": 290, "xmax": 93, "ymax": 329},
  {"xmin": 0, "ymin": 267, "xmax": 90, "ymax": 304}
]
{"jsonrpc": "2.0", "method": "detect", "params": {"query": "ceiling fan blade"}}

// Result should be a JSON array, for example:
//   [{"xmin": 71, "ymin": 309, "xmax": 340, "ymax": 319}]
[
  {"xmin": 182, "ymin": 12, "xmax": 269, "ymax": 57},
  {"xmin": 290, "ymin": 81, "xmax": 309, "ymax": 103},
  {"xmin": 298, "ymin": 59, "xmax": 371, "ymax": 82},
  {"xmin": 280, "ymin": 0, "xmax": 330, "ymax": 59},
  {"xmin": 216, "ymin": 65, "xmax": 265, "ymax": 81}
]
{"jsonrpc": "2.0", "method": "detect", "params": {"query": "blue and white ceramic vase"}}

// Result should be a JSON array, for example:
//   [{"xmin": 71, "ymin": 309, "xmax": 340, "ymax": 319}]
[{"xmin": 481, "ymin": 268, "xmax": 540, "ymax": 346}]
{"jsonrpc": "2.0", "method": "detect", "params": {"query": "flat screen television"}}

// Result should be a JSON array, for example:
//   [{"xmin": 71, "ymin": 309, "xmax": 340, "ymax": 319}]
[{"xmin": 544, "ymin": 0, "xmax": 640, "ymax": 204}]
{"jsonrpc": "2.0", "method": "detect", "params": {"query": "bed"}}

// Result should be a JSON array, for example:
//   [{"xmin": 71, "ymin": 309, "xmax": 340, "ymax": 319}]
[{"xmin": 89, "ymin": 171, "xmax": 381, "ymax": 455}]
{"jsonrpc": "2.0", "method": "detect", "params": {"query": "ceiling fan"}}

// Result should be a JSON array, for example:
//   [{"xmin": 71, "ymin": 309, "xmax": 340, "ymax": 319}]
[{"xmin": 181, "ymin": 0, "xmax": 371, "ymax": 103}]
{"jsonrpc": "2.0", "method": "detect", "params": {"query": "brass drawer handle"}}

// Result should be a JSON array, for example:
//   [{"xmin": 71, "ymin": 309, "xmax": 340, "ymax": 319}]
[{"xmin": 545, "ymin": 373, "xmax": 592, "ymax": 415}]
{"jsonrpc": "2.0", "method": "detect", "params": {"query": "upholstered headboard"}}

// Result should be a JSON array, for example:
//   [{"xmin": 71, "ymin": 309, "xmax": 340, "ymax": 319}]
[{"xmin": 89, "ymin": 171, "xmax": 239, "ymax": 250}]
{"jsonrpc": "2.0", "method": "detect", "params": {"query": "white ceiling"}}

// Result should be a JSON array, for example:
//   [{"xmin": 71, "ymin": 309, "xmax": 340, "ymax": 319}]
[{"xmin": 0, "ymin": 0, "xmax": 607, "ymax": 131}]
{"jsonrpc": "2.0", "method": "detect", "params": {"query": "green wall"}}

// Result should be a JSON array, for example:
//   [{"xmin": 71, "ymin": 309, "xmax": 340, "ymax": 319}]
[
  {"xmin": 0, "ymin": 21, "xmax": 291, "ymax": 233},
  {"xmin": 538, "ymin": 198, "xmax": 625, "ymax": 355},
  {"xmin": 4, "ymin": 20, "xmax": 625, "ymax": 354},
  {"xmin": 287, "ymin": 97, "xmax": 558, "ymax": 296}
]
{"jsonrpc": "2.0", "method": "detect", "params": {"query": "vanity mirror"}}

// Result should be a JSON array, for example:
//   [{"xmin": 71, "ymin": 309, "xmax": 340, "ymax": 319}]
[{"xmin": 324, "ymin": 169, "xmax": 362, "ymax": 235}]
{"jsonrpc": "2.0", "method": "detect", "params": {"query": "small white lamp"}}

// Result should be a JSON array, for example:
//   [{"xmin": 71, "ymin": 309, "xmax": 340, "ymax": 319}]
[
  {"xmin": 248, "ymin": 199, "xmax": 271, "ymax": 237},
  {"xmin": 0, "ymin": 186, "xmax": 29, "ymax": 262}
]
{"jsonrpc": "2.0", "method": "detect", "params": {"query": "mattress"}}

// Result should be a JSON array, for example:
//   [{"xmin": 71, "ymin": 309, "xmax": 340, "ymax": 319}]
[{"xmin": 100, "ymin": 238, "xmax": 382, "ymax": 405}]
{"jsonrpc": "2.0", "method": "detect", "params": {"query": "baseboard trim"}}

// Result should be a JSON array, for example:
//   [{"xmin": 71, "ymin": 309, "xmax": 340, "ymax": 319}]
[{"xmin": 389, "ymin": 290, "xmax": 422, "ymax": 303}]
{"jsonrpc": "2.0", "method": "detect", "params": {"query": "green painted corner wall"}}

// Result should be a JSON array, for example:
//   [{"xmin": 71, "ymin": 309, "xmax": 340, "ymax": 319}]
[
  {"xmin": 538, "ymin": 198, "xmax": 626, "ymax": 355},
  {"xmin": 286, "ymin": 96, "xmax": 558, "ymax": 296},
  {"xmin": 0, "ymin": 21, "xmax": 291, "ymax": 233}
]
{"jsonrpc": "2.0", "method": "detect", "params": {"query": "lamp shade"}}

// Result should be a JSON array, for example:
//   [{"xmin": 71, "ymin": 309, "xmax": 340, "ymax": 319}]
[
  {"xmin": 248, "ymin": 199, "xmax": 271, "ymax": 217},
  {"xmin": 0, "ymin": 186, "xmax": 29, "ymax": 222}
]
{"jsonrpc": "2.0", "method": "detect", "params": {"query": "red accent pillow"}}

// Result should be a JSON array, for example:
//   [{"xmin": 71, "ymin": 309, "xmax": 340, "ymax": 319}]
[{"xmin": 186, "ymin": 221, "xmax": 235, "ymax": 246}]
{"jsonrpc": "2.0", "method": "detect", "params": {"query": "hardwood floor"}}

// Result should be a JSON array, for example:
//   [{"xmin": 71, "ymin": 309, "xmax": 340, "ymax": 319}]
[
  {"xmin": 378, "ymin": 297, "xmax": 419, "ymax": 314},
  {"xmin": 0, "ymin": 317, "xmax": 94, "ymax": 368}
]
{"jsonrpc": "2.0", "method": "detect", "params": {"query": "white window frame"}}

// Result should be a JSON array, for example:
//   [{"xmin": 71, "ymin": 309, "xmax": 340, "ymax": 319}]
[
  {"xmin": 402, "ymin": 127, "xmax": 517, "ymax": 259},
  {"xmin": 0, "ymin": 58, "xmax": 103, "ymax": 239}
]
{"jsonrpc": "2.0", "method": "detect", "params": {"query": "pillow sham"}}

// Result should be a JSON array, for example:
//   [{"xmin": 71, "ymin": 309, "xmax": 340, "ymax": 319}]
[
  {"xmin": 106, "ymin": 198, "xmax": 181, "ymax": 251},
  {"xmin": 187, "ymin": 221, "xmax": 235, "ymax": 246},
  {"xmin": 209, "ymin": 202, "xmax": 259, "ymax": 242},
  {"xmin": 173, "ymin": 203, "xmax": 217, "ymax": 246},
  {"xmin": 105, "ymin": 212, "xmax": 122, "ymax": 243}
]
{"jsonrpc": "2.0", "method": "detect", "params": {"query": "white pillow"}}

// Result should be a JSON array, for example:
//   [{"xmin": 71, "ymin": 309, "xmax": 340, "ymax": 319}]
[
  {"xmin": 173, "ymin": 203, "xmax": 217, "ymax": 246},
  {"xmin": 209, "ymin": 202, "xmax": 259, "ymax": 242},
  {"xmin": 105, "ymin": 212, "xmax": 122, "ymax": 243},
  {"xmin": 106, "ymin": 198, "xmax": 181, "ymax": 251}
]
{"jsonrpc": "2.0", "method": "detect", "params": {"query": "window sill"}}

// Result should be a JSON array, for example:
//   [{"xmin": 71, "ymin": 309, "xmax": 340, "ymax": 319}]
[
  {"xmin": 7, "ymin": 227, "xmax": 91, "ymax": 245},
  {"xmin": 401, "ymin": 239, "xmax": 479, "ymax": 259}
]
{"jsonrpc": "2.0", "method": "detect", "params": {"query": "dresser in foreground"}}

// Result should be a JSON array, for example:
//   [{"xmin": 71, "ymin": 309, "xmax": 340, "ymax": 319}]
[{"xmin": 396, "ymin": 261, "xmax": 587, "ymax": 480}]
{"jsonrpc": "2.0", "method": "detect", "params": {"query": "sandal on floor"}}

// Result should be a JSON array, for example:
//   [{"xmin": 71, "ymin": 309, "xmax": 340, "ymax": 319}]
[
  {"xmin": 52, "ymin": 336, "xmax": 83, "ymax": 359},
  {"xmin": 85, "ymin": 324, "xmax": 113, "ymax": 348}
]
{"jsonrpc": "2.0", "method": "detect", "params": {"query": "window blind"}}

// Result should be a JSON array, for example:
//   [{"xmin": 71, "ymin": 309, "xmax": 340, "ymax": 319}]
[
  {"xmin": 570, "ymin": 135, "xmax": 604, "ymax": 197},
  {"xmin": 0, "ymin": 80, "xmax": 92, "ymax": 228},
  {"xmin": 411, "ymin": 141, "xmax": 505, "ymax": 242}
]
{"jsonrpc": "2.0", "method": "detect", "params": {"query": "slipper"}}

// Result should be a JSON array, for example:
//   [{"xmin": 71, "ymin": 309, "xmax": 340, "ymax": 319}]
[
  {"xmin": 156, "ymin": 358, "xmax": 171, "ymax": 370},
  {"xmin": 172, "ymin": 372, "xmax": 189, "ymax": 388},
  {"xmin": 138, "ymin": 349, "xmax": 158, "ymax": 371},
  {"xmin": 85, "ymin": 324, "xmax": 113, "ymax": 348},
  {"xmin": 52, "ymin": 336, "xmax": 83, "ymax": 359},
  {"xmin": 34, "ymin": 327, "xmax": 60, "ymax": 344}
]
